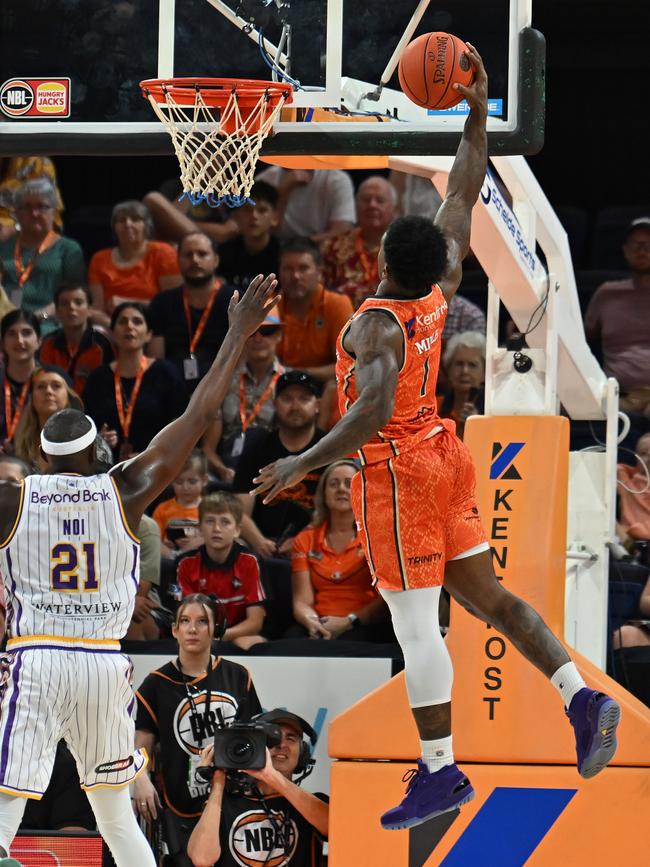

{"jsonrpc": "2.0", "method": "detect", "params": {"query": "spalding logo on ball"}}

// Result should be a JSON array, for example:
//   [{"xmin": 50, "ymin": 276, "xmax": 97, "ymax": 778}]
[{"xmin": 398, "ymin": 31, "xmax": 475, "ymax": 111}]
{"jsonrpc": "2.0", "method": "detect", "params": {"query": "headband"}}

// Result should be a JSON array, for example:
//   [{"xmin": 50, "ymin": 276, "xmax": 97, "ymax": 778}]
[{"xmin": 41, "ymin": 416, "xmax": 98, "ymax": 456}]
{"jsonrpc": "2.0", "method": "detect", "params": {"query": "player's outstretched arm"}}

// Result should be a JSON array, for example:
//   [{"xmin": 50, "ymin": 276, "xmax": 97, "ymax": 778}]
[
  {"xmin": 253, "ymin": 311, "xmax": 402, "ymax": 503},
  {"xmin": 112, "ymin": 274, "xmax": 279, "ymax": 523},
  {"xmin": 434, "ymin": 42, "xmax": 488, "ymax": 300}
]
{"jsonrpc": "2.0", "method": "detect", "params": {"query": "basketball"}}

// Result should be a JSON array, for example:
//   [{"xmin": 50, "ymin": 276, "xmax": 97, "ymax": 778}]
[{"xmin": 398, "ymin": 32, "xmax": 475, "ymax": 111}]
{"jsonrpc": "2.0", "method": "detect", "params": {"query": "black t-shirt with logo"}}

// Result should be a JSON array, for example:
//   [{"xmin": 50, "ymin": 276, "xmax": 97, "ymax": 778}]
[
  {"xmin": 232, "ymin": 428, "xmax": 325, "ymax": 541},
  {"xmin": 216, "ymin": 790, "xmax": 328, "ymax": 867},
  {"xmin": 135, "ymin": 657, "xmax": 261, "ymax": 816}
]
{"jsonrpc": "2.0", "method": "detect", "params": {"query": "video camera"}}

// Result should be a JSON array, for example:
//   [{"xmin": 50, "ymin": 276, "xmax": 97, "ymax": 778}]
[{"xmin": 212, "ymin": 718, "xmax": 282, "ymax": 771}]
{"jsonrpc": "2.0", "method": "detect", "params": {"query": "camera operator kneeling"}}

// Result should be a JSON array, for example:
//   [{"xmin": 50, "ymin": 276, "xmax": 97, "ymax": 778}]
[{"xmin": 188, "ymin": 710, "xmax": 329, "ymax": 867}]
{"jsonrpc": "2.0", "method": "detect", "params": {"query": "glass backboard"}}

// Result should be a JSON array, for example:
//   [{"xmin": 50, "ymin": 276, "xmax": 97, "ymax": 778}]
[{"xmin": 0, "ymin": 0, "xmax": 543, "ymax": 155}]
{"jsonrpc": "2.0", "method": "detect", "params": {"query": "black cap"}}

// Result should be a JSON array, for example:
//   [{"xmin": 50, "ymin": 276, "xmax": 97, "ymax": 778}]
[
  {"xmin": 275, "ymin": 370, "xmax": 322, "ymax": 398},
  {"xmin": 255, "ymin": 709, "xmax": 317, "ymax": 744},
  {"xmin": 624, "ymin": 217, "xmax": 650, "ymax": 240}
]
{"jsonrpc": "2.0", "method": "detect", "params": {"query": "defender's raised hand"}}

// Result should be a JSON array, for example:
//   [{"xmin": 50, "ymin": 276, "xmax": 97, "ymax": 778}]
[{"xmin": 227, "ymin": 273, "xmax": 280, "ymax": 337}]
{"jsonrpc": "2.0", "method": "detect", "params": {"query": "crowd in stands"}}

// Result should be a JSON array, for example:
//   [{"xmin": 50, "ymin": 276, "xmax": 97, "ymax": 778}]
[
  {"xmin": 0, "ymin": 155, "xmax": 648, "ymax": 865},
  {"xmin": 1, "ymin": 159, "xmax": 649, "ymax": 669}
]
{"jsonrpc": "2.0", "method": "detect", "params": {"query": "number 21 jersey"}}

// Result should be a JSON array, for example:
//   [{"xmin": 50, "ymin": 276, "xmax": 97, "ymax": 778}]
[{"xmin": 0, "ymin": 473, "xmax": 139, "ymax": 648}]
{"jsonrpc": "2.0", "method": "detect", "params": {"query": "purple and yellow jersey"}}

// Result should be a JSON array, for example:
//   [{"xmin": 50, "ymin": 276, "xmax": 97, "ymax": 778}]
[{"xmin": 0, "ymin": 473, "xmax": 139, "ymax": 649}]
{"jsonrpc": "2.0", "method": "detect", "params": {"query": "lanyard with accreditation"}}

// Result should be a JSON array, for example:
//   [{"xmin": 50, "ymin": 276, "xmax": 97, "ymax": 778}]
[
  {"xmin": 3, "ymin": 378, "xmax": 30, "ymax": 441},
  {"xmin": 13, "ymin": 231, "xmax": 59, "ymax": 287},
  {"xmin": 182, "ymin": 280, "xmax": 221, "ymax": 381},
  {"xmin": 231, "ymin": 365, "xmax": 284, "ymax": 457}
]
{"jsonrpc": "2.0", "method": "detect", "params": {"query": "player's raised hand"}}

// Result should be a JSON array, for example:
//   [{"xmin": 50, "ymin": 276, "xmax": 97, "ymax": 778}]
[
  {"xmin": 454, "ymin": 42, "xmax": 487, "ymax": 112},
  {"xmin": 227, "ymin": 274, "xmax": 280, "ymax": 337},
  {"xmin": 252, "ymin": 454, "xmax": 308, "ymax": 504}
]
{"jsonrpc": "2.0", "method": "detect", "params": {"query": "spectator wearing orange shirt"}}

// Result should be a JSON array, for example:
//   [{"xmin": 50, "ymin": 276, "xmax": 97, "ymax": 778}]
[
  {"xmin": 277, "ymin": 238, "xmax": 353, "ymax": 385},
  {"xmin": 289, "ymin": 460, "xmax": 391, "ymax": 641},
  {"xmin": 88, "ymin": 200, "xmax": 182, "ymax": 325},
  {"xmin": 321, "ymin": 176, "xmax": 397, "ymax": 310},
  {"xmin": 39, "ymin": 284, "xmax": 113, "ymax": 397}
]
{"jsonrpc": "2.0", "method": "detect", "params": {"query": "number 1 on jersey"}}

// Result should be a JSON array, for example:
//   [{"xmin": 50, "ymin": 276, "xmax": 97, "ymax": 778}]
[{"xmin": 51, "ymin": 542, "xmax": 99, "ymax": 592}]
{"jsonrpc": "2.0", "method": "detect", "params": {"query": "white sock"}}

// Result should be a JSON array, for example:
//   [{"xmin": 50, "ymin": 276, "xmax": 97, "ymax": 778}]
[
  {"xmin": 420, "ymin": 735, "xmax": 454, "ymax": 773},
  {"xmin": 550, "ymin": 661, "xmax": 587, "ymax": 709}
]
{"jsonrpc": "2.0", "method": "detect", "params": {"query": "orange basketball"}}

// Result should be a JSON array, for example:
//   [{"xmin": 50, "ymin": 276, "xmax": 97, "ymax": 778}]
[{"xmin": 398, "ymin": 31, "xmax": 475, "ymax": 111}]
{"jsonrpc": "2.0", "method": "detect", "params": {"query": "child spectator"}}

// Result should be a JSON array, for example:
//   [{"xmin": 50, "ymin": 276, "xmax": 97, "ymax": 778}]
[
  {"xmin": 39, "ymin": 283, "xmax": 113, "ymax": 396},
  {"xmin": 152, "ymin": 450, "xmax": 208, "ymax": 558},
  {"xmin": 177, "ymin": 492, "xmax": 266, "ymax": 649},
  {"xmin": 217, "ymin": 181, "xmax": 280, "ymax": 291}
]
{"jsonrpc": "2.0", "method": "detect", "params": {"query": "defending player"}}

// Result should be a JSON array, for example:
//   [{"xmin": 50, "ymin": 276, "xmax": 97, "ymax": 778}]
[
  {"xmin": 253, "ymin": 45, "xmax": 621, "ymax": 829},
  {"xmin": 0, "ymin": 274, "xmax": 279, "ymax": 866}
]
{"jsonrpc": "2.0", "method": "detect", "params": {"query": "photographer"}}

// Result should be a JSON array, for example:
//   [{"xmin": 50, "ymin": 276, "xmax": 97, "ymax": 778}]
[
  {"xmin": 134, "ymin": 594, "xmax": 261, "ymax": 865},
  {"xmin": 188, "ymin": 710, "xmax": 328, "ymax": 867}
]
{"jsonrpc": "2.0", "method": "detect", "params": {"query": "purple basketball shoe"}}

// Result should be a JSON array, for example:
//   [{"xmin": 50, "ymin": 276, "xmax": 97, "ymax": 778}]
[
  {"xmin": 567, "ymin": 688, "xmax": 621, "ymax": 778},
  {"xmin": 380, "ymin": 760, "xmax": 475, "ymax": 830}
]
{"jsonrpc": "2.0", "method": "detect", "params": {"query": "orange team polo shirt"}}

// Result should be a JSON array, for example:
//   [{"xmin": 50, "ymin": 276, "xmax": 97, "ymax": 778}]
[
  {"xmin": 88, "ymin": 240, "xmax": 180, "ymax": 306},
  {"xmin": 292, "ymin": 522, "xmax": 377, "ymax": 617},
  {"xmin": 278, "ymin": 285, "xmax": 353, "ymax": 369},
  {"xmin": 152, "ymin": 498, "xmax": 199, "ymax": 543}
]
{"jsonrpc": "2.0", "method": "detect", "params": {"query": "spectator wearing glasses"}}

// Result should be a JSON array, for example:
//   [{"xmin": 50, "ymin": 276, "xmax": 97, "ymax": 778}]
[
  {"xmin": 0, "ymin": 156, "xmax": 64, "ymax": 242},
  {"xmin": 0, "ymin": 178, "xmax": 85, "ymax": 333},
  {"xmin": 202, "ymin": 306, "xmax": 286, "ymax": 484},
  {"xmin": 585, "ymin": 217, "xmax": 650, "ymax": 416}
]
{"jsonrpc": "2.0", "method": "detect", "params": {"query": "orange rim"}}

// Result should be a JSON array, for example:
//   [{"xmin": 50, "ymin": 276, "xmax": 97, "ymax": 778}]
[{"xmin": 140, "ymin": 77, "xmax": 293, "ymax": 109}]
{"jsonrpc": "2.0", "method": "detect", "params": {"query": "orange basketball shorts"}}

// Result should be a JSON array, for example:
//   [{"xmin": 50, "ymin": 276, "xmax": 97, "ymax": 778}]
[{"xmin": 350, "ymin": 429, "xmax": 489, "ymax": 591}]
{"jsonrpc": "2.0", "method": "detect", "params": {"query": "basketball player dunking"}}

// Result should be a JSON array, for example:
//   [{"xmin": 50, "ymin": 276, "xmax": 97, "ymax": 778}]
[
  {"xmin": 0, "ymin": 274, "xmax": 279, "ymax": 866},
  {"xmin": 253, "ymin": 45, "xmax": 621, "ymax": 829}
]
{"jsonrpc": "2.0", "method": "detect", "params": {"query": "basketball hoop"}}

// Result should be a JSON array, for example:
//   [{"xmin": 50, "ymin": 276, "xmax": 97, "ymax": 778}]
[{"xmin": 140, "ymin": 78, "xmax": 293, "ymax": 208}]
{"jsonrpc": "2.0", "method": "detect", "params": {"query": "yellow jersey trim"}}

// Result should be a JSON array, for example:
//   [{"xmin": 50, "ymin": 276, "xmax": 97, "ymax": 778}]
[{"xmin": 7, "ymin": 634, "xmax": 121, "ymax": 650}]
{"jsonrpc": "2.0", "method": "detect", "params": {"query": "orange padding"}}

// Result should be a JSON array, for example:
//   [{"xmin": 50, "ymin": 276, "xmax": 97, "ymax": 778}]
[
  {"xmin": 329, "ymin": 416, "xmax": 650, "ymax": 765},
  {"xmin": 263, "ymin": 106, "xmax": 391, "ymax": 171}
]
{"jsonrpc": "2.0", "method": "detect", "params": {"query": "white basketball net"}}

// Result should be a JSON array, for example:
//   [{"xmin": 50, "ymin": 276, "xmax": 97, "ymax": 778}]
[{"xmin": 144, "ymin": 83, "xmax": 291, "ymax": 207}]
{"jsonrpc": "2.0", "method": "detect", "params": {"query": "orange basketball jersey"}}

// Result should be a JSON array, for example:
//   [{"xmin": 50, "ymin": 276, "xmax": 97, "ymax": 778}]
[{"xmin": 336, "ymin": 284, "xmax": 453, "ymax": 464}]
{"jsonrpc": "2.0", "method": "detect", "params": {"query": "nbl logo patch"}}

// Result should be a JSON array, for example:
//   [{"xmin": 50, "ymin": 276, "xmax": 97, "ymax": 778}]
[
  {"xmin": 95, "ymin": 756, "xmax": 134, "ymax": 774},
  {"xmin": 0, "ymin": 78, "xmax": 71, "ymax": 118},
  {"xmin": 173, "ymin": 690, "xmax": 239, "ymax": 755},
  {"xmin": 229, "ymin": 808, "xmax": 298, "ymax": 867}
]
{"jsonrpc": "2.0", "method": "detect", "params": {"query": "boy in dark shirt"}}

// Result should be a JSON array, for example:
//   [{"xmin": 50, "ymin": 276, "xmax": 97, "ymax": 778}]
[
  {"xmin": 217, "ymin": 181, "xmax": 280, "ymax": 292},
  {"xmin": 177, "ymin": 492, "xmax": 266, "ymax": 649},
  {"xmin": 39, "ymin": 283, "xmax": 113, "ymax": 396}
]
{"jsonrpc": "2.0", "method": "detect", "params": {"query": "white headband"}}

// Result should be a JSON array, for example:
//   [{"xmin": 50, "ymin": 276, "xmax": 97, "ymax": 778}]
[{"xmin": 41, "ymin": 416, "xmax": 98, "ymax": 456}]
